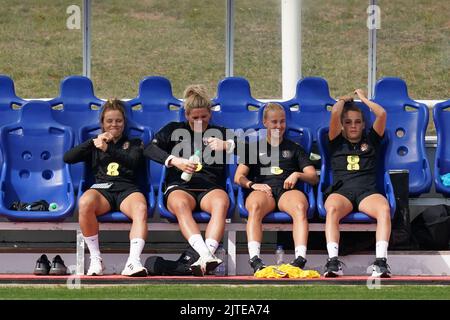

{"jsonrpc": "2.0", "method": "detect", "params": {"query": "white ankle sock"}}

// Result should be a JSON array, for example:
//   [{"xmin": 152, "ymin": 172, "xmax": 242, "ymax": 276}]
[
  {"xmin": 248, "ymin": 241, "xmax": 261, "ymax": 259},
  {"xmin": 188, "ymin": 234, "xmax": 211, "ymax": 258},
  {"xmin": 376, "ymin": 240, "xmax": 389, "ymax": 259},
  {"xmin": 295, "ymin": 245, "xmax": 307, "ymax": 259},
  {"xmin": 205, "ymin": 238, "xmax": 219, "ymax": 255},
  {"xmin": 129, "ymin": 238, "xmax": 145, "ymax": 262},
  {"xmin": 84, "ymin": 234, "xmax": 101, "ymax": 259},
  {"xmin": 327, "ymin": 242, "xmax": 339, "ymax": 258}
]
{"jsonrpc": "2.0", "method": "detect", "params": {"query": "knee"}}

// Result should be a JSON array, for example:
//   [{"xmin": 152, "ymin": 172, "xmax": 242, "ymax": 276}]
[
  {"xmin": 211, "ymin": 198, "xmax": 229, "ymax": 214},
  {"xmin": 170, "ymin": 199, "xmax": 192, "ymax": 213},
  {"xmin": 325, "ymin": 205, "xmax": 340, "ymax": 221},
  {"xmin": 131, "ymin": 203, "xmax": 148, "ymax": 222},
  {"xmin": 78, "ymin": 197, "xmax": 96, "ymax": 216},
  {"xmin": 377, "ymin": 206, "xmax": 391, "ymax": 222}
]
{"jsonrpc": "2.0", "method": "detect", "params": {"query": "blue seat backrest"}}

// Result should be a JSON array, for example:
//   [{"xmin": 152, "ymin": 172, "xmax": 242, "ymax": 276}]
[
  {"xmin": 372, "ymin": 77, "xmax": 431, "ymax": 196},
  {"xmin": 433, "ymin": 99, "xmax": 450, "ymax": 196},
  {"xmin": 281, "ymin": 77, "xmax": 336, "ymax": 142},
  {"xmin": 48, "ymin": 76, "xmax": 104, "ymax": 192},
  {"xmin": 211, "ymin": 77, "xmax": 265, "ymax": 129},
  {"xmin": 128, "ymin": 76, "xmax": 182, "ymax": 132},
  {"xmin": 49, "ymin": 75, "xmax": 104, "ymax": 141},
  {"xmin": 128, "ymin": 76, "xmax": 182, "ymax": 191},
  {"xmin": 0, "ymin": 101, "xmax": 75, "ymax": 221},
  {"xmin": 0, "ymin": 75, "xmax": 27, "ymax": 177}
]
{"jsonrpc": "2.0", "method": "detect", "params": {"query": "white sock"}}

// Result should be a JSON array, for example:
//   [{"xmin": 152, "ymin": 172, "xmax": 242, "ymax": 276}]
[
  {"xmin": 205, "ymin": 238, "xmax": 219, "ymax": 255},
  {"xmin": 295, "ymin": 245, "xmax": 307, "ymax": 259},
  {"xmin": 376, "ymin": 240, "xmax": 389, "ymax": 259},
  {"xmin": 188, "ymin": 234, "xmax": 211, "ymax": 258},
  {"xmin": 327, "ymin": 242, "xmax": 339, "ymax": 259},
  {"xmin": 84, "ymin": 234, "xmax": 101, "ymax": 259},
  {"xmin": 129, "ymin": 238, "xmax": 145, "ymax": 262},
  {"xmin": 248, "ymin": 241, "xmax": 261, "ymax": 259}
]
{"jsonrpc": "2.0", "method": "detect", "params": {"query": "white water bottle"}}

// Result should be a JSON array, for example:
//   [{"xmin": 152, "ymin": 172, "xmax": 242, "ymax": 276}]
[
  {"xmin": 275, "ymin": 245, "xmax": 285, "ymax": 265},
  {"xmin": 181, "ymin": 149, "xmax": 201, "ymax": 182},
  {"xmin": 214, "ymin": 245, "xmax": 227, "ymax": 276}
]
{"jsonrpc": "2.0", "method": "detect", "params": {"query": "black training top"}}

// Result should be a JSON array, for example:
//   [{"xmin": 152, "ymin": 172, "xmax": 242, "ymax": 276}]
[
  {"xmin": 328, "ymin": 127, "xmax": 383, "ymax": 189},
  {"xmin": 239, "ymin": 138, "xmax": 313, "ymax": 189},
  {"xmin": 144, "ymin": 121, "xmax": 235, "ymax": 191},
  {"xmin": 63, "ymin": 135, "xmax": 144, "ymax": 191}
]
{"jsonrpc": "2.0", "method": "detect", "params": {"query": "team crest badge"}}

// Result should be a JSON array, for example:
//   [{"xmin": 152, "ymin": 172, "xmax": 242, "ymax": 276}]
[
  {"xmin": 282, "ymin": 150, "xmax": 292, "ymax": 158},
  {"xmin": 360, "ymin": 143, "xmax": 369, "ymax": 152},
  {"xmin": 122, "ymin": 141, "xmax": 130, "ymax": 150}
]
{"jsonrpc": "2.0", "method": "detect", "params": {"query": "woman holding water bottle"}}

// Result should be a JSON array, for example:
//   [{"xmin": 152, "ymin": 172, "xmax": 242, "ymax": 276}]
[{"xmin": 144, "ymin": 84, "xmax": 236, "ymax": 276}]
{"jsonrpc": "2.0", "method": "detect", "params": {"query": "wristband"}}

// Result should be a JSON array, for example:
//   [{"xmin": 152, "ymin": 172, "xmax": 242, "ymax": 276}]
[{"xmin": 248, "ymin": 182, "xmax": 255, "ymax": 189}]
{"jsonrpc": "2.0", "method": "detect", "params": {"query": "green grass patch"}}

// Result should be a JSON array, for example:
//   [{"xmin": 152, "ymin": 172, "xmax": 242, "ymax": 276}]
[{"xmin": 0, "ymin": 284, "xmax": 449, "ymax": 300}]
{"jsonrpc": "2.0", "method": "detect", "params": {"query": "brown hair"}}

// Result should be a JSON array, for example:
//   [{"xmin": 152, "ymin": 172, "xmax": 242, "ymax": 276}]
[
  {"xmin": 263, "ymin": 102, "xmax": 285, "ymax": 120},
  {"xmin": 341, "ymin": 101, "xmax": 364, "ymax": 123},
  {"xmin": 183, "ymin": 84, "xmax": 211, "ymax": 114},
  {"xmin": 100, "ymin": 98, "xmax": 126, "ymax": 124}
]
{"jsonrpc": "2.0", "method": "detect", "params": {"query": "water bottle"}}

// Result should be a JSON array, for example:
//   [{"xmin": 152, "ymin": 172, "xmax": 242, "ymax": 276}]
[
  {"xmin": 49, "ymin": 202, "xmax": 58, "ymax": 211},
  {"xmin": 181, "ymin": 149, "xmax": 201, "ymax": 182},
  {"xmin": 275, "ymin": 245, "xmax": 285, "ymax": 265},
  {"xmin": 214, "ymin": 245, "xmax": 227, "ymax": 276}
]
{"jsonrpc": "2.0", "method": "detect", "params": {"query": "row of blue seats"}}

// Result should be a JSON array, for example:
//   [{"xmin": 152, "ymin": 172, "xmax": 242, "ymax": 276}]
[
  {"xmin": 1, "ymin": 75, "xmax": 449, "ymax": 223},
  {"xmin": 2, "ymin": 74, "xmax": 449, "ymax": 197},
  {"xmin": 0, "ymin": 100, "xmax": 393, "ymax": 224}
]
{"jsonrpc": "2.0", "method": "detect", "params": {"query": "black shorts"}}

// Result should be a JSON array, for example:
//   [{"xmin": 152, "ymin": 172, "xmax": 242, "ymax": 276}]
[
  {"xmin": 246, "ymin": 187, "xmax": 305, "ymax": 211},
  {"xmin": 164, "ymin": 186, "xmax": 226, "ymax": 211},
  {"xmin": 93, "ymin": 186, "xmax": 142, "ymax": 212},
  {"xmin": 332, "ymin": 187, "xmax": 380, "ymax": 211}
]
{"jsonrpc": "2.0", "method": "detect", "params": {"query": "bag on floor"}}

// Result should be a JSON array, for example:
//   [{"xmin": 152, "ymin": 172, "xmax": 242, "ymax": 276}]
[{"xmin": 411, "ymin": 205, "xmax": 450, "ymax": 250}]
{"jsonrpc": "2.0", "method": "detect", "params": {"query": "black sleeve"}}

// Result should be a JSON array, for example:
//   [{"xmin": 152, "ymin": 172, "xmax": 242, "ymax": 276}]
[
  {"xmin": 63, "ymin": 139, "xmax": 94, "ymax": 164},
  {"xmin": 105, "ymin": 139, "xmax": 144, "ymax": 169},
  {"xmin": 295, "ymin": 144, "xmax": 313, "ymax": 171},
  {"xmin": 143, "ymin": 122, "xmax": 175, "ymax": 164},
  {"xmin": 328, "ymin": 132, "xmax": 343, "ymax": 148},
  {"xmin": 368, "ymin": 127, "xmax": 384, "ymax": 147}
]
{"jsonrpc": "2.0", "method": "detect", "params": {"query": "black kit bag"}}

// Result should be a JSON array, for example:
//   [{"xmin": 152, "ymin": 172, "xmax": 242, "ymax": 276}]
[
  {"xmin": 411, "ymin": 205, "xmax": 450, "ymax": 250},
  {"xmin": 144, "ymin": 246, "xmax": 200, "ymax": 276},
  {"xmin": 9, "ymin": 200, "xmax": 49, "ymax": 211},
  {"xmin": 389, "ymin": 170, "xmax": 414, "ymax": 249}
]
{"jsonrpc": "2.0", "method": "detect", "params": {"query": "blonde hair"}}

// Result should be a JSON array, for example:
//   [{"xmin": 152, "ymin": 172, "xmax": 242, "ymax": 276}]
[
  {"xmin": 183, "ymin": 84, "xmax": 211, "ymax": 114},
  {"xmin": 100, "ymin": 98, "xmax": 126, "ymax": 124},
  {"xmin": 263, "ymin": 102, "xmax": 285, "ymax": 120}
]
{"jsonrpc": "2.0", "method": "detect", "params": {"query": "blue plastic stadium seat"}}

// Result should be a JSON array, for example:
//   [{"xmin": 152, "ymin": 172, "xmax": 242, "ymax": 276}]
[
  {"xmin": 433, "ymin": 99, "xmax": 450, "ymax": 197},
  {"xmin": 281, "ymin": 77, "xmax": 336, "ymax": 142},
  {"xmin": 77, "ymin": 119, "xmax": 155, "ymax": 222},
  {"xmin": 372, "ymin": 77, "xmax": 432, "ymax": 196},
  {"xmin": 128, "ymin": 76, "xmax": 183, "ymax": 191},
  {"xmin": 211, "ymin": 77, "xmax": 265, "ymax": 129},
  {"xmin": 157, "ymin": 165, "xmax": 235, "ymax": 223},
  {"xmin": 237, "ymin": 127, "xmax": 315, "ymax": 222},
  {"xmin": 0, "ymin": 101, "xmax": 75, "ymax": 221},
  {"xmin": 317, "ymin": 127, "xmax": 396, "ymax": 223},
  {"xmin": 48, "ymin": 76, "xmax": 104, "ymax": 192},
  {"xmin": 0, "ymin": 75, "xmax": 27, "ymax": 110},
  {"xmin": 0, "ymin": 75, "xmax": 27, "ymax": 177}
]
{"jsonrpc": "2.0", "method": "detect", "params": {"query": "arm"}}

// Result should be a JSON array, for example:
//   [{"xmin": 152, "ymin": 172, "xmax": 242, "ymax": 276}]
[
  {"xmin": 234, "ymin": 163, "xmax": 272, "ymax": 196},
  {"xmin": 63, "ymin": 138, "xmax": 94, "ymax": 164},
  {"xmin": 283, "ymin": 166, "xmax": 318, "ymax": 189},
  {"xmin": 143, "ymin": 124, "xmax": 197, "ymax": 174},
  {"xmin": 355, "ymin": 89, "xmax": 386, "ymax": 137},
  {"xmin": 329, "ymin": 96, "xmax": 352, "ymax": 140}
]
